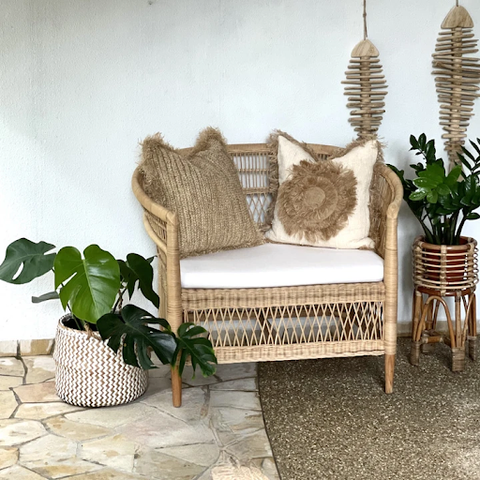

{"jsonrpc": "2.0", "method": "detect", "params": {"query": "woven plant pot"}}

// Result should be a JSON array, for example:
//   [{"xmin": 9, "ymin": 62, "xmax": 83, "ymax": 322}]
[
  {"xmin": 53, "ymin": 315, "xmax": 148, "ymax": 407},
  {"xmin": 412, "ymin": 236, "xmax": 478, "ymax": 294}
]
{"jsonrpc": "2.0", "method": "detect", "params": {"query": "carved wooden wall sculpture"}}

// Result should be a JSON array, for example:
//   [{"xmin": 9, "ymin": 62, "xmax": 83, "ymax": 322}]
[
  {"xmin": 432, "ymin": 4, "xmax": 480, "ymax": 167},
  {"xmin": 342, "ymin": 2, "xmax": 388, "ymax": 140}
]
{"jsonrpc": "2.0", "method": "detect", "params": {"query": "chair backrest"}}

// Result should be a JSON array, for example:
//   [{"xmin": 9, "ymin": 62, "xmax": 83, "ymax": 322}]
[{"xmin": 226, "ymin": 143, "xmax": 340, "ymax": 231}]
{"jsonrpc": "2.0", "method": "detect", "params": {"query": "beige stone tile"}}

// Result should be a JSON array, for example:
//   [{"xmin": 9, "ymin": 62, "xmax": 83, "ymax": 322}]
[
  {"xmin": 119, "ymin": 409, "xmax": 214, "ymax": 448},
  {"xmin": 143, "ymin": 376, "xmax": 171, "ymax": 396},
  {"xmin": 0, "ymin": 376, "xmax": 23, "ymax": 391},
  {"xmin": 19, "ymin": 339, "xmax": 54, "ymax": 356},
  {"xmin": 23, "ymin": 357, "xmax": 55, "ymax": 384},
  {"xmin": 66, "ymin": 469, "xmax": 146, "ymax": 479},
  {"xmin": 0, "ymin": 446, "xmax": 18, "ymax": 469},
  {"xmin": 44, "ymin": 416, "xmax": 111, "ymax": 441},
  {"xmin": 210, "ymin": 390, "xmax": 261, "ymax": 411},
  {"xmin": 79, "ymin": 434, "xmax": 136, "ymax": 472},
  {"xmin": 214, "ymin": 363, "xmax": 257, "ymax": 381},
  {"xmin": 211, "ymin": 407, "xmax": 264, "ymax": 434},
  {"xmin": 182, "ymin": 366, "xmax": 220, "ymax": 387},
  {"xmin": 253, "ymin": 457, "xmax": 280, "ymax": 480},
  {"xmin": 0, "ymin": 464, "xmax": 45, "ymax": 479},
  {"xmin": 157, "ymin": 443, "xmax": 220, "ymax": 468},
  {"xmin": 225, "ymin": 430, "xmax": 273, "ymax": 462},
  {"xmin": 0, "ymin": 342, "xmax": 17, "ymax": 357},
  {"xmin": 0, "ymin": 420, "xmax": 46, "ymax": 446},
  {"xmin": 0, "ymin": 391, "xmax": 18, "ymax": 419},
  {"xmin": 15, "ymin": 402, "xmax": 82, "ymax": 420},
  {"xmin": 210, "ymin": 378, "xmax": 257, "ymax": 392},
  {"xmin": 14, "ymin": 381, "xmax": 59, "ymax": 403},
  {"xmin": 0, "ymin": 358, "xmax": 24, "ymax": 377},
  {"xmin": 141, "ymin": 386, "xmax": 208, "ymax": 422},
  {"xmin": 19, "ymin": 434, "xmax": 102, "ymax": 479},
  {"xmin": 66, "ymin": 402, "xmax": 157, "ymax": 429},
  {"xmin": 194, "ymin": 467, "xmax": 213, "ymax": 480},
  {"xmin": 134, "ymin": 447, "xmax": 206, "ymax": 480}
]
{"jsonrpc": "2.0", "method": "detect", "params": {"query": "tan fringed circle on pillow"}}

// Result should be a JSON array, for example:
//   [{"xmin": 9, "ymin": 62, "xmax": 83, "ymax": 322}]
[{"xmin": 277, "ymin": 160, "xmax": 357, "ymax": 242}]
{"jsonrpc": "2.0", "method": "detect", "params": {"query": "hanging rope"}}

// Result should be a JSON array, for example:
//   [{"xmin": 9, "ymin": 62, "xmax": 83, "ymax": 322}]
[{"xmin": 363, "ymin": 0, "xmax": 368, "ymax": 39}]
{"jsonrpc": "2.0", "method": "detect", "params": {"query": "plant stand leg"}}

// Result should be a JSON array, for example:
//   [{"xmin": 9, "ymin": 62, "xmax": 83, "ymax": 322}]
[
  {"xmin": 452, "ymin": 347, "xmax": 465, "ymax": 372},
  {"xmin": 171, "ymin": 367, "xmax": 182, "ymax": 408},
  {"xmin": 468, "ymin": 292, "xmax": 477, "ymax": 361},
  {"xmin": 410, "ymin": 341, "xmax": 421, "ymax": 366},
  {"xmin": 421, "ymin": 300, "xmax": 437, "ymax": 354},
  {"xmin": 468, "ymin": 336, "xmax": 477, "ymax": 362}
]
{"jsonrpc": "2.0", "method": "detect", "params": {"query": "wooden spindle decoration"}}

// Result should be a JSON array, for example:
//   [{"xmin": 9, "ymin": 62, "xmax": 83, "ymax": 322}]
[
  {"xmin": 432, "ymin": 5, "xmax": 480, "ymax": 167},
  {"xmin": 342, "ymin": 1, "xmax": 388, "ymax": 140}
]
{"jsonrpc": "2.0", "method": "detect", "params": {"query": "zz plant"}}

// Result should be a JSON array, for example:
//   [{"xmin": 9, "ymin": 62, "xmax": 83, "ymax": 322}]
[
  {"xmin": 0, "ymin": 239, "xmax": 217, "ymax": 377},
  {"xmin": 389, "ymin": 134, "xmax": 480, "ymax": 245}
]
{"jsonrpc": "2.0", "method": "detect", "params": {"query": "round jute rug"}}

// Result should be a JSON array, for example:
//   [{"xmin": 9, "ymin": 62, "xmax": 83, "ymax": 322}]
[{"xmin": 258, "ymin": 338, "xmax": 480, "ymax": 480}]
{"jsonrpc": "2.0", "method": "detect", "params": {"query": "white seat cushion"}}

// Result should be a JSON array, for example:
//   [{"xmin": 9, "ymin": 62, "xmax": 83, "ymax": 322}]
[{"xmin": 180, "ymin": 243, "xmax": 384, "ymax": 289}]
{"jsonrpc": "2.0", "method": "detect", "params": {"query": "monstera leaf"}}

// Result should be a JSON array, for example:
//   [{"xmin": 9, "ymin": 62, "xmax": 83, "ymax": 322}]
[
  {"xmin": 173, "ymin": 323, "xmax": 217, "ymax": 378},
  {"xmin": 97, "ymin": 305, "xmax": 177, "ymax": 369},
  {"xmin": 54, "ymin": 245, "xmax": 120, "ymax": 324},
  {"xmin": 117, "ymin": 253, "xmax": 159, "ymax": 308},
  {"xmin": 0, "ymin": 238, "xmax": 56, "ymax": 284}
]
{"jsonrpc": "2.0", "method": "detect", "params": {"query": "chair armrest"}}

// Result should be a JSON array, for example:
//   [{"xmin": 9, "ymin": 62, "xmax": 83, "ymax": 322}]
[
  {"xmin": 131, "ymin": 167, "xmax": 183, "ymax": 332},
  {"xmin": 369, "ymin": 163, "xmax": 403, "ymax": 260}
]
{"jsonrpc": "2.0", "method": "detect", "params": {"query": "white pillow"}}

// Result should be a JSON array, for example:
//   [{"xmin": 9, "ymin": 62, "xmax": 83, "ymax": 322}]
[{"xmin": 265, "ymin": 135, "xmax": 378, "ymax": 249}]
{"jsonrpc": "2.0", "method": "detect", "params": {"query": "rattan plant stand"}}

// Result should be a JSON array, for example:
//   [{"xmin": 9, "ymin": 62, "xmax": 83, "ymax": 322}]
[
  {"xmin": 410, "ymin": 236, "xmax": 479, "ymax": 371},
  {"xmin": 132, "ymin": 142, "xmax": 403, "ymax": 407}
]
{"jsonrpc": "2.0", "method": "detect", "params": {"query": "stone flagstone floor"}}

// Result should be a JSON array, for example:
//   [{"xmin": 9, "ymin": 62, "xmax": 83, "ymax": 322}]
[{"xmin": 0, "ymin": 356, "xmax": 279, "ymax": 479}]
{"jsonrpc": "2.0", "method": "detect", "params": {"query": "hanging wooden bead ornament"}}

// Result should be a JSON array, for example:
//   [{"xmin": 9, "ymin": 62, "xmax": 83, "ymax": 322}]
[
  {"xmin": 342, "ymin": 0, "xmax": 388, "ymax": 140},
  {"xmin": 432, "ymin": 2, "xmax": 480, "ymax": 167}
]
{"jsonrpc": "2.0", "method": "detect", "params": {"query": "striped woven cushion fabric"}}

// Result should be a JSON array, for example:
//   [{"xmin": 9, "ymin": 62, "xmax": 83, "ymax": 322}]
[{"xmin": 139, "ymin": 128, "xmax": 264, "ymax": 258}]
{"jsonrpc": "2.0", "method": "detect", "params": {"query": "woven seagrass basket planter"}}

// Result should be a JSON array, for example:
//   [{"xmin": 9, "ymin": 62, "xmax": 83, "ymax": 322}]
[{"xmin": 53, "ymin": 315, "xmax": 148, "ymax": 407}]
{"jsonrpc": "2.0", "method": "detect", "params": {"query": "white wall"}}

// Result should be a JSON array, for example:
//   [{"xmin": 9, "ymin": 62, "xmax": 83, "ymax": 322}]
[{"xmin": 0, "ymin": 0, "xmax": 479, "ymax": 340}]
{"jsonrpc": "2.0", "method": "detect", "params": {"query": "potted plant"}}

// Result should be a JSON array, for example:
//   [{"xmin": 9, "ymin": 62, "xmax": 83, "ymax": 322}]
[
  {"xmin": 390, "ymin": 134, "xmax": 480, "ymax": 245},
  {"xmin": 389, "ymin": 134, "xmax": 480, "ymax": 369},
  {"xmin": 0, "ymin": 238, "xmax": 217, "ymax": 407}
]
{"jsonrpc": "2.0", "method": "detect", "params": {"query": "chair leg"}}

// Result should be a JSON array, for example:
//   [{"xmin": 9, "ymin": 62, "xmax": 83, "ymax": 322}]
[
  {"xmin": 385, "ymin": 354, "xmax": 395, "ymax": 394},
  {"xmin": 171, "ymin": 367, "xmax": 182, "ymax": 407}
]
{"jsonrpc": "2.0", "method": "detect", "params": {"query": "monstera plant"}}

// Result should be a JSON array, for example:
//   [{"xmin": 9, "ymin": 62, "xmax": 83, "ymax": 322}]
[
  {"xmin": 389, "ymin": 134, "xmax": 480, "ymax": 245},
  {"xmin": 0, "ymin": 238, "xmax": 217, "ymax": 377}
]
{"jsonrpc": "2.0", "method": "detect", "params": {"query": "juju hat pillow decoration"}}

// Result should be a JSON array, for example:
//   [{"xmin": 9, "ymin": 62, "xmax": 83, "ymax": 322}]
[
  {"xmin": 265, "ymin": 133, "xmax": 379, "ymax": 249},
  {"xmin": 139, "ymin": 127, "xmax": 264, "ymax": 258}
]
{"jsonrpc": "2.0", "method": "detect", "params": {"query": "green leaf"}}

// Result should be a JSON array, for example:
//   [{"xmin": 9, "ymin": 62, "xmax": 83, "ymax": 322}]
[
  {"xmin": 466, "ymin": 212, "xmax": 480, "ymax": 220},
  {"xmin": 414, "ymin": 177, "xmax": 437, "ymax": 189},
  {"xmin": 175, "ymin": 323, "xmax": 217, "ymax": 378},
  {"xmin": 445, "ymin": 165, "xmax": 462, "ymax": 188},
  {"xmin": 0, "ymin": 238, "xmax": 56, "ymax": 284},
  {"xmin": 419, "ymin": 133, "xmax": 427, "ymax": 149},
  {"xmin": 470, "ymin": 139, "xmax": 480, "ymax": 157},
  {"xmin": 97, "ymin": 305, "xmax": 177, "ymax": 369},
  {"xmin": 427, "ymin": 190, "xmax": 438, "ymax": 204},
  {"xmin": 125, "ymin": 253, "xmax": 159, "ymax": 309},
  {"xmin": 54, "ymin": 245, "xmax": 120, "ymax": 324},
  {"xmin": 410, "ymin": 189, "xmax": 427, "ymax": 201},
  {"xmin": 32, "ymin": 291, "xmax": 60, "ymax": 303},
  {"xmin": 437, "ymin": 184, "xmax": 451, "ymax": 196},
  {"xmin": 461, "ymin": 145, "xmax": 476, "ymax": 162},
  {"xmin": 409, "ymin": 135, "xmax": 420, "ymax": 150}
]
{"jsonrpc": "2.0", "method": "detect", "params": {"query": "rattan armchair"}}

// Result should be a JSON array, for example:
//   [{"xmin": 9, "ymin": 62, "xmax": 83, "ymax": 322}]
[{"xmin": 132, "ymin": 142, "xmax": 403, "ymax": 407}]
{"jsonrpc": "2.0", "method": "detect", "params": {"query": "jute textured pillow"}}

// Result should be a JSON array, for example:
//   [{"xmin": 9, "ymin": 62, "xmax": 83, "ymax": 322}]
[
  {"xmin": 140, "ymin": 128, "xmax": 264, "ymax": 258},
  {"xmin": 265, "ymin": 134, "xmax": 379, "ymax": 249}
]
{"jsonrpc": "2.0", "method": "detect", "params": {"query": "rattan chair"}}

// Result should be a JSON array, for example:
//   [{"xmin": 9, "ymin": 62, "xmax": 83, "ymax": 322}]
[{"xmin": 132, "ymin": 142, "xmax": 403, "ymax": 407}]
